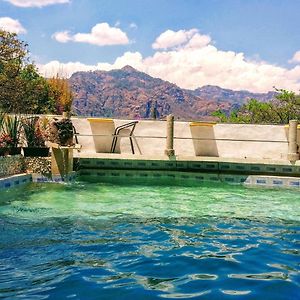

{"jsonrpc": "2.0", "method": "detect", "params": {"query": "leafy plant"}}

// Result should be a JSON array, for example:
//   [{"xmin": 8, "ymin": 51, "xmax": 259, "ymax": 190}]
[
  {"xmin": 0, "ymin": 111, "xmax": 6, "ymax": 132},
  {"xmin": 2, "ymin": 115, "xmax": 21, "ymax": 147},
  {"xmin": 47, "ymin": 118, "xmax": 74, "ymax": 146},
  {"xmin": 56, "ymin": 118, "xmax": 74, "ymax": 146},
  {"xmin": 22, "ymin": 116, "xmax": 45, "ymax": 147},
  {"xmin": 38, "ymin": 116, "xmax": 50, "ymax": 141},
  {"xmin": 0, "ymin": 133, "xmax": 13, "ymax": 148}
]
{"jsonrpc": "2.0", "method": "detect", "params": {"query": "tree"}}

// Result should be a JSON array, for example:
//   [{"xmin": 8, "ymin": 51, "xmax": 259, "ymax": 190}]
[
  {"xmin": 212, "ymin": 89, "xmax": 300, "ymax": 124},
  {"xmin": 0, "ymin": 30, "xmax": 60, "ymax": 114},
  {"xmin": 0, "ymin": 30, "xmax": 28, "ymax": 112},
  {"xmin": 0, "ymin": 30, "xmax": 28, "ymax": 78},
  {"xmin": 47, "ymin": 75, "xmax": 74, "ymax": 114},
  {"xmin": 271, "ymin": 89, "xmax": 300, "ymax": 123},
  {"xmin": 20, "ymin": 64, "xmax": 55, "ymax": 113}
]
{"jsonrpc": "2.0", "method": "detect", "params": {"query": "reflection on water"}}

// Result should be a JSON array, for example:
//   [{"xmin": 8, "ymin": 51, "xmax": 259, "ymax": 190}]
[{"xmin": 0, "ymin": 181, "xmax": 299, "ymax": 299}]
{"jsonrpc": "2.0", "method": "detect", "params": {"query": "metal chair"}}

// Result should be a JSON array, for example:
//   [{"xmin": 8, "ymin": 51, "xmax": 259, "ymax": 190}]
[{"xmin": 110, "ymin": 121, "xmax": 138, "ymax": 154}]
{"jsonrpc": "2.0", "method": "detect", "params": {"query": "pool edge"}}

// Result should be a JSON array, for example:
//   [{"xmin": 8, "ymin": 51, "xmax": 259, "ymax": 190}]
[{"xmin": 0, "ymin": 173, "xmax": 32, "ymax": 190}]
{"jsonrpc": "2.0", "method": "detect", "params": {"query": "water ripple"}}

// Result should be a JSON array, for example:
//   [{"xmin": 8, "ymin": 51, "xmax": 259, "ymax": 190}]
[
  {"xmin": 159, "ymin": 290, "xmax": 211, "ymax": 298},
  {"xmin": 221, "ymin": 289, "xmax": 251, "ymax": 295},
  {"xmin": 228, "ymin": 272, "xmax": 290, "ymax": 281},
  {"xmin": 0, "ymin": 182, "xmax": 300, "ymax": 299}
]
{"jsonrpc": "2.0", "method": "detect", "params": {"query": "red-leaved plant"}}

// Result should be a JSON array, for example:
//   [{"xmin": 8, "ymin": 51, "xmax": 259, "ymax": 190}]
[{"xmin": 0, "ymin": 133, "xmax": 14, "ymax": 148}]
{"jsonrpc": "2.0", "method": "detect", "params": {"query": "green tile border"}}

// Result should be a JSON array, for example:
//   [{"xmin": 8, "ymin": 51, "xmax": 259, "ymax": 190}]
[{"xmin": 78, "ymin": 169, "xmax": 300, "ymax": 189}]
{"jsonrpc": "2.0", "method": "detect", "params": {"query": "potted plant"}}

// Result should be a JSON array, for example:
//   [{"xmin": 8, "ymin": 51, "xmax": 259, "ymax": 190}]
[
  {"xmin": 47, "ymin": 116, "xmax": 74, "ymax": 146},
  {"xmin": 0, "ymin": 111, "xmax": 5, "ymax": 132},
  {"xmin": 0, "ymin": 133, "xmax": 12, "ymax": 156},
  {"xmin": 22, "ymin": 116, "xmax": 50, "ymax": 157},
  {"xmin": 0, "ymin": 111, "xmax": 6, "ymax": 155},
  {"xmin": 2, "ymin": 115, "xmax": 21, "ymax": 155}
]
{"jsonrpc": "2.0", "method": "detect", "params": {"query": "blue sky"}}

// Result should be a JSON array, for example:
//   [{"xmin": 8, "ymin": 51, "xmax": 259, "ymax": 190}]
[{"xmin": 1, "ymin": 0, "xmax": 300, "ymax": 92}]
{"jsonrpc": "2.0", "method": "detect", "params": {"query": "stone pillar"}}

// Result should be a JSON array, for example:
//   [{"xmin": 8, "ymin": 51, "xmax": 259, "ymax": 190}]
[
  {"xmin": 164, "ymin": 114, "xmax": 175, "ymax": 157},
  {"xmin": 287, "ymin": 120, "xmax": 299, "ymax": 161},
  {"xmin": 51, "ymin": 147, "xmax": 73, "ymax": 178}
]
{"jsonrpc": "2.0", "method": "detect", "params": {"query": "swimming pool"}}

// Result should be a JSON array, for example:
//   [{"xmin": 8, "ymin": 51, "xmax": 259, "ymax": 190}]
[{"xmin": 0, "ymin": 180, "xmax": 299, "ymax": 299}]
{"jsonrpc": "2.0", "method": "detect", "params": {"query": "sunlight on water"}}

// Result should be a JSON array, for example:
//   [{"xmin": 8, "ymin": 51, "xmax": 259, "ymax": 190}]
[
  {"xmin": 0, "ymin": 181, "xmax": 299, "ymax": 299},
  {"xmin": 1, "ymin": 181, "xmax": 300, "ymax": 221}
]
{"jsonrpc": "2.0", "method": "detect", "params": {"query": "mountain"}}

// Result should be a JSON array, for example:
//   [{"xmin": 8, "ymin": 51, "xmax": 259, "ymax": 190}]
[
  {"xmin": 193, "ymin": 85, "xmax": 276, "ymax": 105},
  {"xmin": 69, "ymin": 66, "xmax": 275, "ymax": 120}
]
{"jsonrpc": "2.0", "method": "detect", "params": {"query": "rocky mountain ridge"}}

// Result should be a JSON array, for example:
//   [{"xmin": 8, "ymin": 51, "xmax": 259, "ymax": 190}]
[{"xmin": 69, "ymin": 65, "xmax": 276, "ymax": 120}]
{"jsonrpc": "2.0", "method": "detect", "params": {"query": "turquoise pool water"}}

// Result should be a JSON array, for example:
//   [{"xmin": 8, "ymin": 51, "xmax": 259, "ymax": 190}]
[{"xmin": 0, "ymin": 180, "xmax": 299, "ymax": 299}]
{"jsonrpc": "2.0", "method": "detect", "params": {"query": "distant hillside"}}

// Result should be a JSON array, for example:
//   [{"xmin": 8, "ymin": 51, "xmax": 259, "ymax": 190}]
[
  {"xmin": 69, "ymin": 65, "xmax": 275, "ymax": 120},
  {"xmin": 193, "ymin": 85, "xmax": 276, "ymax": 105}
]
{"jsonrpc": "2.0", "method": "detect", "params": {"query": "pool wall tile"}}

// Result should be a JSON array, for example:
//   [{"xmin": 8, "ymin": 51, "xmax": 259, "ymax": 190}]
[
  {"xmin": 78, "ymin": 167, "xmax": 300, "ymax": 189},
  {"xmin": 79, "ymin": 158, "xmax": 300, "ymax": 174},
  {"xmin": 289, "ymin": 180, "xmax": 300, "ymax": 187},
  {"xmin": 75, "ymin": 157, "xmax": 300, "ymax": 188},
  {"xmin": 227, "ymin": 174, "xmax": 246, "ymax": 184},
  {"xmin": 242, "ymin": 175, "xmax": 300, "ymax": 188},
  {"xmin": 176, "ymin": 161, "xmax": 188, "ymax": 169},
  {"xmin": 0, "ymin": 173, "xmax": 32, "ymax": 190},
  {"xmin": 31, "ymin": 171, "xmax": 77, "ymax": 183}
]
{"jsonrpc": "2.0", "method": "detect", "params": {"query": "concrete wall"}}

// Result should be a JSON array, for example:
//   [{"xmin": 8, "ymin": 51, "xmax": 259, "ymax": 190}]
[{"xmin": 72, "ymin": 117, "xmax": 297, "ymax": 160}]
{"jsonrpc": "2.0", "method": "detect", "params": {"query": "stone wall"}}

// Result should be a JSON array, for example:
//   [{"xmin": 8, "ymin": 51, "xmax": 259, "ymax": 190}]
[
  {"xmin": 0, "ymin": 155, "xmax": 25, "ymax": 177},
  {"xmin": 24, "ymin": 157, "xmax": 51, "ymax": 174},
  {"xmin": 0, "ymin": 156, "xmax": 51, "ymax": 178}
]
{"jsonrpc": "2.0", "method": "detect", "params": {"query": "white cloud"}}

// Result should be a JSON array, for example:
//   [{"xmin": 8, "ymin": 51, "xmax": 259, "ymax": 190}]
[
  {"xmin": 37, "ymin": 60, "xmax": 99, "ymax": 78},
  {"xmin": 53, "ymin": 23, "xmax": 130, "ymax": 46},
  {"xmin": 52, "ymin": 30, "xmax": 71, "ymax": 43},
  {"xmin": 152, "ymin": 29, "xmax": 210, "ymax": 50},
  {"xmin": 289, "ymin": 51, "xmax": 300, "ymax": 64},
  {"xmin": 4, "ymin": 0, "xmax": 69, "ymax": 7},
  {"xmin": 0, "ymin": 17, "xmax": 26, "ymax": 34},
  {"xmin": 41, "ymin": 28, "xmax": 300, "ymax": 93},
  {"xmin": 37, "ymin": 52, "xmax": 144, "ymax": 78}
]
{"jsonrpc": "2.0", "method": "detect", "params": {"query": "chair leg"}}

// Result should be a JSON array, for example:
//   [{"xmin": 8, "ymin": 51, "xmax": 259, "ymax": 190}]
[{"xmin": 129, "ymin": 136, "xmax": 135, "ymax": 154}]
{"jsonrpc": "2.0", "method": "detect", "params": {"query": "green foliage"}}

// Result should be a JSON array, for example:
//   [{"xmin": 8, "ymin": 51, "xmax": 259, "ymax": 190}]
[
  {"xmin": 0, "ymin": 30, "xmax": 27, "ymax": 113},
  {"xmin": 20, "ymin": 64, "xmax": 55, "ymax": 113},
  {"xmin": 0, "ymin": 30, "xmax": 28, "ymax": 78},
  {"xmin": 22, "ymin": 116, "xmax": 45, "ymax": 147},
  {"xmin": 0, "ymin": 30, "xmax": 58, "ymax": 114},
  {"xmin": 211, "ymin": 108, "xmax": 246, "ymax": 123},
  {"xmin": 211, "ymin": 109, "xmax": 229, "ymax": 122},
  {"xmin": 212, "ymin": 89, "xmax": 300, "ymax": 124},
  {"xmin": 271, "ymin": 89, "xmax": 300, "ymax": 123},
  {"xmin": 0, "ymin": 110, "xmax": 5, "ymax": 131},
  {"xmin": 2, "ymin": 115, "xmax": 21, "ymax": 147}
]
